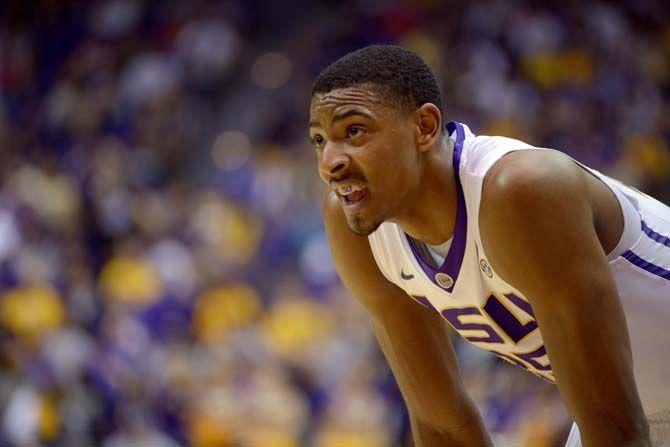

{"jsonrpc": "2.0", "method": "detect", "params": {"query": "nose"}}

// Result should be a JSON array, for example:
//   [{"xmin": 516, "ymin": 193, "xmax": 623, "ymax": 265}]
[{"xmin": 318, "ymin": 141, "xmax": 350, "ymax": 181}]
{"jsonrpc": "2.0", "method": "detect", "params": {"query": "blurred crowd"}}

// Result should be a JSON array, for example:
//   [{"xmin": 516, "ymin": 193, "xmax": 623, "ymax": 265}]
[{"xmin": 0, "ymin": 1, "xmax": 668, "ymax": 446}]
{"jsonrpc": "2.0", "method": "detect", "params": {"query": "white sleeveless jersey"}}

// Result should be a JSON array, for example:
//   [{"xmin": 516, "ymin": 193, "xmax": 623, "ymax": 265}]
[{"xmin": 368, "ymin": 121, "xmax": 670, "ymax": 414}]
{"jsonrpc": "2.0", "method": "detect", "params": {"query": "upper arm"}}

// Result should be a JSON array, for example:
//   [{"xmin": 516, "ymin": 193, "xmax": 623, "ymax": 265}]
[
  {"xmin": 322, "ymin": 193, "xmax": 479, "ymax": 431},
  {"xmin": 480, "ymin": 151, "xmax": 649, "ymax": 444}
]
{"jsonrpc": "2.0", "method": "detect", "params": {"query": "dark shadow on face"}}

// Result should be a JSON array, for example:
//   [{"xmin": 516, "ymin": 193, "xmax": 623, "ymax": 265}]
[{"xmin": 349, "ymin": 213, "xmax": 384, "ymax": 236}]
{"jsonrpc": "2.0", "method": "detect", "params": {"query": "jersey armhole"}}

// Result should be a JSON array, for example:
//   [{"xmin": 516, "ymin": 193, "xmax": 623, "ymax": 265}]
[
  {"xmin": 475, "ymin": 147, "xmax": 642, "ymax": 262},
  {"xmin": 573, "ymin": 164, "xmax": 641, "ymax": 261}
]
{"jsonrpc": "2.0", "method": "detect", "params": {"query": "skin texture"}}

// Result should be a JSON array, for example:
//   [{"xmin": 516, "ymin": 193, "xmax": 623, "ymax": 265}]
[
  {"xmin": 311, "ymin": 83, "xmax": 651, "ymax": 447},
  {"xmin": 323, "ymin": 192, "xmax": 493, "ymax": 447},
  {"xmin": 480, "ymin": 151, "xmax": 650, "ymax": 446},
  {"xmin": 310, "ymin": 84, "xmax": 457, "ymax": 244}
]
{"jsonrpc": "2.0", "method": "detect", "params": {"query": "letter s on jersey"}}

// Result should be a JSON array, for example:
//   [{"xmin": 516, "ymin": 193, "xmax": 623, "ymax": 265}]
[{"xmin": 410, "ymin": 292, "xmax": 555, "ymax": 382}]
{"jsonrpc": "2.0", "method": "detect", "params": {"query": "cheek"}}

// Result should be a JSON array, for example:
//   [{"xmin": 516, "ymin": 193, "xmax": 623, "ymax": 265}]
[{"xmin": 367, "ymin": 141, "xmax": 416, "ymax": 191}]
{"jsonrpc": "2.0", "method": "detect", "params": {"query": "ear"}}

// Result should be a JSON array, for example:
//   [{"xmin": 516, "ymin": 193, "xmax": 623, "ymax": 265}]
[{"xmin": 414, "ymin": 103, "xmax": 442, "ymax": 152}]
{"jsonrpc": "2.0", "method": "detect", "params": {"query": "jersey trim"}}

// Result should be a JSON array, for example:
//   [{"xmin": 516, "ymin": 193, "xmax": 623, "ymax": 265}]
[
  {"xmin": 642, "ymin": 220, "xmax": 670, "ymax": 249},
  {"xmin": 620, "ymin": 219, "xmax": 670, "ymax": 281},
  {"xmin": 621, "ymin": 250, "xmax": 670, "ymax": 281},
  {"xmin": 403, "ymin": 121, "xmax": 468, "ymax": 293}
]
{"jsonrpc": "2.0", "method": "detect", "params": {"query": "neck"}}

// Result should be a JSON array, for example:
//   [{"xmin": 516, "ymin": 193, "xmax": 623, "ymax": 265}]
[{"xmin": 390, "ymin": 137, "xmax": 458, "ymax": 245}]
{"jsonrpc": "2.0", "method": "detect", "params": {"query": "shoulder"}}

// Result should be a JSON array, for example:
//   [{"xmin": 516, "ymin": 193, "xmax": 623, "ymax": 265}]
[
  {"xmin": 322, "ymin": 192, "xmax": 400, "ymax": 310},
  {"xmin": 322, "ymin": 191, "xmax": 362, "ymax": 258},
  {"xmin": 479, "ymin": 150, "xmax": 596, "ymax": 280},
  {"xmin": 480, "ymin": 149, "xmax": 590, "ymax": 217},
  {"xmin": 459, "ymin": 131, "xmax": 536, "ymax": 176},
  {"xmin": 322, "ymin": 190, "xmax": 346, "ymax": 229},
  {"xmin": 322, "ymin": 192, "xmax": 379, "ymax": 256}
]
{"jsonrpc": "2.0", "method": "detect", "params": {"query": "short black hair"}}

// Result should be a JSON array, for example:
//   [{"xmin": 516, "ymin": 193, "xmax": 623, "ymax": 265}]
[{"xmin": 312, "ymin": 45, "xmax": 443, "ymax": 117}]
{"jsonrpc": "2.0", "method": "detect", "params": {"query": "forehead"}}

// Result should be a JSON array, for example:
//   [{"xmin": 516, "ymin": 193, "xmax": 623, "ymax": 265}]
[{"xmin": 309, "ymin": 84, "xmax": 398, "ymax": 120}]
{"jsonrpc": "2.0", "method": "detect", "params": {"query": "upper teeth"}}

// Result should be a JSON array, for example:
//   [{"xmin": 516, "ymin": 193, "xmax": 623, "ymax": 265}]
[{"xmin": 337, "ymin": 184, "xmax": 364, "ymax": 195}]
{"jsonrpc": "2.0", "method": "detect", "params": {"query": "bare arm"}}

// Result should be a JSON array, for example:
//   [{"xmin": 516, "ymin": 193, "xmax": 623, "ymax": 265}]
[
  {"xmin": 480, "ymin": 151, "xmax": 650, "ymax": 447},
  {"xmin": 323, "ymin": 192, "xmax": 493, "ymax": 447}
]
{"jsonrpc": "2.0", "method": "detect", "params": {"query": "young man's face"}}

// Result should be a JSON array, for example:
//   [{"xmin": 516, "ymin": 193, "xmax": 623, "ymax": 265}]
[{"xmin": 309, "ymin": 84, "xmax": 420, "ymax": 236}]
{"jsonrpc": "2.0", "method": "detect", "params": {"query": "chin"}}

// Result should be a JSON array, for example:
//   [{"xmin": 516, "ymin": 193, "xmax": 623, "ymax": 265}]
[{"xmin": 347, "ymin": 215, "xmax": 383, "ymax": 236}]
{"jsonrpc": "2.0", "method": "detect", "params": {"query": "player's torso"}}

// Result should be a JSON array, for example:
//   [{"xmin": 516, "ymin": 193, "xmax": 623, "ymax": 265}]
[
  {"xmin": 371, "ymin": 213, "xmax": 556, "ymax": 383},
  {"xmin": 369, "ymin": 122, "xmax": 556, "ymax": 382},
  {"xmin": 368, "ymin": 122, "xmax": 670, "ymax": 412}
]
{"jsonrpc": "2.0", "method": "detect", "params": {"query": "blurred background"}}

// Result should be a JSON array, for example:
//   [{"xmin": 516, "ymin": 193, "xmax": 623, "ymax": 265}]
[{"xmin": 0, "ymin": 0, "xmax": 668, "ymax": 446}]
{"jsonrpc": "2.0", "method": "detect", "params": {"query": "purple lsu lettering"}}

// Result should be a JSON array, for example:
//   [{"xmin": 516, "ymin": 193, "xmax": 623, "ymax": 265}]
[{"xmin": 411, "ymin": 292, "xmax": 555, "ymax": 382}]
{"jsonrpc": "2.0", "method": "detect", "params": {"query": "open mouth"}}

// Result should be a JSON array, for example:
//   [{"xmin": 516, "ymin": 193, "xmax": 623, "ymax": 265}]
[
  {"xmin": 335, "ymin": 184, "xmax": 369, "ymax": 209},
  {"xmin": 342, "ymin": 187, "xmax": 368, "ymax": 204}
]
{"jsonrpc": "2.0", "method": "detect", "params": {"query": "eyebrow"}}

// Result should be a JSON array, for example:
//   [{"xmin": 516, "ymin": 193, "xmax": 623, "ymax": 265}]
[{"xmin": 308, "ymin": 109, "xmax": 374, "ymax": 129}]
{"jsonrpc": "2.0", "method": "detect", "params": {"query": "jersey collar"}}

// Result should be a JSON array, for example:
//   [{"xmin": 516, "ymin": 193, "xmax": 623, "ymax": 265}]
[{"xmin": 405, "ymin": 121, "xmax": 468, "ymax": 293}]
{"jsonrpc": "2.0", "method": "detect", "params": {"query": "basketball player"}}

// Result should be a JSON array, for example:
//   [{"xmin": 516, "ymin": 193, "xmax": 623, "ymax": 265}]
[{"xmin": 309, "ymin": 45, "xmax": 670, "ymax": 447}]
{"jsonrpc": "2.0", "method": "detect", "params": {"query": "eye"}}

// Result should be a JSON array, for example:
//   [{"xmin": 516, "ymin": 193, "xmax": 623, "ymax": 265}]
[
  {"xmin": 312, "ymin": 134, "xmax": 325, "ymax": 149},
  {"xmin": 347, "ymin": 125, "xmax": 365, "ymax": 138}
]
